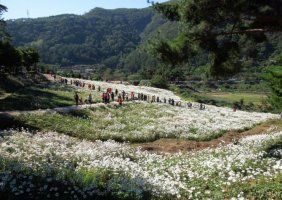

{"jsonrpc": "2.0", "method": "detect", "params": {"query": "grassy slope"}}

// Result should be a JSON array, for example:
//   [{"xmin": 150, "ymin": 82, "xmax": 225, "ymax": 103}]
[
  {"xmin": 0, "ymin": 74, "xmax": 100, "ymax": 111},
  {"xmin": 171, "ymin": 80, "xmax": 272, "ymax": 112},
  {"xmin": 201, "ymin": 92, "xmax": 266, "ymax": 105}
]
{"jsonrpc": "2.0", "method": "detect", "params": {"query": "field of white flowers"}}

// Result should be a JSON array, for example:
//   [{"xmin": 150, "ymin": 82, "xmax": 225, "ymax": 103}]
[
  {"xmin": 1, "ymin": 78, "xmax": 281, "ymax": 199},
  {"xmin": 0, "ymin": 129, "xmax": 281, "ymax": 199},
  {"xmin": 17, "ymin": 102, "xmax": 279, "ymax": 143}
]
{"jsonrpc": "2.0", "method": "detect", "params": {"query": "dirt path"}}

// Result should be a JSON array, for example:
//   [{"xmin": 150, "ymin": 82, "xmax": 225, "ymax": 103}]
[{"xmin": 135, "ymin": 119, "xmax": 281, "ymax": 154}]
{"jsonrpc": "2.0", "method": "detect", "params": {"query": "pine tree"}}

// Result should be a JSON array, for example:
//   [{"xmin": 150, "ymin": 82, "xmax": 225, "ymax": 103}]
[{"xmin": 152, "ymin": 0, "xmax": 282, "ymax": 77}]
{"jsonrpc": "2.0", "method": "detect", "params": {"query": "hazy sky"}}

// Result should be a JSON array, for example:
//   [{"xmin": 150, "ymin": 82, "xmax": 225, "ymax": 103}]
[{"xmin": 1, "ymin": 0, "xmax": 168, "ymax": 19}]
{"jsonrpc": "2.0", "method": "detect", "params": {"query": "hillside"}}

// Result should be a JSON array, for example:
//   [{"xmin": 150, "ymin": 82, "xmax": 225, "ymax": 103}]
[
  {"xmin": 6, "ymin": 7, "xmax": 181, "ymax": 74},
  {"xmin": 6, "ymin": 6, "xmax": 282, "ymax": 79},
  {"xmin": 7, "ymin": 8, "xmax": 157, "ymax": 67},
  {"xmin": 0, "ymin": 75, "xmax": 281, "ymax": 199}
]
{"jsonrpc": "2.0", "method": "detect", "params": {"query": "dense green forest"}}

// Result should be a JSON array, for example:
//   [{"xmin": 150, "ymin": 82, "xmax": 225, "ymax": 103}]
[
  {"xmin": 6, "ymin": 5, "xmax": 282, "ymax": 80},
  {"xmin": 7, "ymin": 8, "xmax": 158, "ymax": 68}
]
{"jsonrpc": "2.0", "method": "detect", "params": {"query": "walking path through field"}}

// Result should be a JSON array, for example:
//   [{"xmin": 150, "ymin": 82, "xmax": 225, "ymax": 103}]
[
  {"xmin": 1, "ymin": 74, "xmax": 281, "ymax": 154},
  {"xmin": 136, "ymin": 119, "xmax": 280, "ymax": 154}
]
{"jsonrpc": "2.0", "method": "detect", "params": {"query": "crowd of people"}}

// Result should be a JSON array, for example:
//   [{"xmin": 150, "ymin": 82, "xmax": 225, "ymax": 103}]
[
  {"xmin": 58, "ymin": 77, "xmax": 206, "ymax": 110},
  {"xmin": 53, "ymin": 75, "xmax": 282, "ymax": 116}
]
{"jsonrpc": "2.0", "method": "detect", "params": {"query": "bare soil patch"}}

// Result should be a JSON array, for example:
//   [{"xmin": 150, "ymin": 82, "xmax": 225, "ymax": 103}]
[{"xmin": 135, "ymin": 119, "xmax": 281, "ymax": 154}]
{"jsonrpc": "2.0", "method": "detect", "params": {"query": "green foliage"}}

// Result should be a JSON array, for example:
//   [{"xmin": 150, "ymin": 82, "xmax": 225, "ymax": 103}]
[
  {"xmin": 7, "ymin": 8, "xmax": 155, "ymax": 67},
  {"xmin": 263, "ymin": 66, "xmax": 282, "ymax": 113},
  {"xmin": 17, "ymin": 47, "xmax": 39, "ymax": 71},
  {"xmin": 0, "ymin": 4, "xmax": 8, "ymax": 40},
  {"xmin": 150, "ymin": 74, "xmax": 168, "ymax": 89},
  {"xmin": 153, "ymin": 0, "xmax": 282, "ymax": 77},
  {"xmin": 0, "ymin": 42, "xmax": 40, "ymax": 73},
  {"xmin": 0, "ymin": 74, "xmax": 95, "ymax": 111},
  {"xmin": 0, "ymin": 41, "xmax": 21, "ymax": 72}
]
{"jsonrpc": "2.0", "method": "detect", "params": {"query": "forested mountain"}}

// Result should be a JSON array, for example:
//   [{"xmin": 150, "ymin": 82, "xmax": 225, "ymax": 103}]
[
  {"xmin": 7, "ymin": 7, "xmax": 160, "ymax": 68},
  {"xmin": 6, "ymin": 6, "xmax": 282, "ymax": 79}
]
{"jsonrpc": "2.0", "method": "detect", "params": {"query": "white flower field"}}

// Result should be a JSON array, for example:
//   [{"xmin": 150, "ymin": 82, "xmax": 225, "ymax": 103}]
[
  {"xmin": 0, "ymin": 79, "xmax": 281, "ymax": 199},
  {"xmin": 0, "ymin": 130, "xmax": 281, "ymax": 199}
]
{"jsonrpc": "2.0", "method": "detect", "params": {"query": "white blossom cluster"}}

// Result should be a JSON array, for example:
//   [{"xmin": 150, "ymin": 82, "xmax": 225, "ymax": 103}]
[
  {"xmin": 0, "ymin": 130, "xmax": 281, "ymax": 199},
  {"xmin": 154, "ymin": 103, "xmax": 279, "ymax": 139},
  {"xmin": 85, "ymin": 102, "xmax": 279, "ymax": 141},
  {"xmin": 67, "ymin": 78, "xmax": 181, "ymax": 100}
]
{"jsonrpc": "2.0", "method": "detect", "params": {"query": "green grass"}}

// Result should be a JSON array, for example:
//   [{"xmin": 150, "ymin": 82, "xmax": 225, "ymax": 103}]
[
  {"xmin": 0, "ymin": 74, "xmax": 102, "ymax": 111},
  {"xmin": 179, "ymin": 88, "xmax": 269, "ymax": 112},
  {"xmin": 202, "ymin": 92, "xmax": 267, "ymax": 105}
]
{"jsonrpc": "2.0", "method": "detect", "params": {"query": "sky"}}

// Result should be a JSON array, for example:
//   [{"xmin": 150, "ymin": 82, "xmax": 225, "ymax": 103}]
[{"xmin": 1, "ymin": 0, "xmax": 169, "ymax": 20}]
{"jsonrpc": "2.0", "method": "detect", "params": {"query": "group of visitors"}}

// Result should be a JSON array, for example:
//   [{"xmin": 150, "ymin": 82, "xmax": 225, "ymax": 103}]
[
  {"xmin": 102, "ymin": 88, "xmax": 115, "ymax": 104},
  {"xmin": 67, "ymin": 78, "xmax": 207, "ymax": 110}
]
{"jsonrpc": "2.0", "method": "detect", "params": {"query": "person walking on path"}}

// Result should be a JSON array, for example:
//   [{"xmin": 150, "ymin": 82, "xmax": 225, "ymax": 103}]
[
  {"xmin": 122, "ymin": 90, "xmax": 126, "ymax": 101},
  {"xmin": 88, "ymin": 93, "xmax": 93, "ymax": 104},
  {"xmin": 74, "ymin": 92, "xmax": 79, "ymax": 106},
  {"xmin": 102, "ymin": 93, "xmax": 106, "ymax": 104},
  {"xmin": 200, "ymin": 103, "xmax": 205, "ymax": 110},
  {"xmin": 117, "ymin": 95, "xmax": 123, "ymax": 106},
  {"xmin": 111, "ymin": 92, "xmax": 115, "ymax": 101},
  {"xmin": 106, "ymin": 92, "xmax": 110, "ymax": 104}
]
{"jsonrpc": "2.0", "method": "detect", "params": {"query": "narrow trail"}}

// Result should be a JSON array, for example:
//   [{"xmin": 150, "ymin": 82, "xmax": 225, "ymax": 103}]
[{"xmin": 136, "ymin": 119, "xmax": 281, "ymax": 154}]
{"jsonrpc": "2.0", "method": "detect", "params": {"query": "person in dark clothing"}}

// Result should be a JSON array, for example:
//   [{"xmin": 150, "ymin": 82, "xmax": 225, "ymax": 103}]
[
  {"xmin": 87, "ymin": 93, "xmax": 93, "ymax": 104},
  {"xmin": 111, "ymin": 92, "xmax": 115, "ymax": 101},
  {"xmin": 144, "ymin": 95, "xmax": 147, "ymax": 101},
  {"xmin": 122, "ymin": 90, "xmax": 126, "ymax": 101},
  {"xmin": 200, "ymin": 103, "xmax": 205, "ymax": 110},
  {"xmin": 187, "ymin": 102, "xmax": 192, "ymax": 109},
  {"xmin": 74, "ymin": 92, "xmax": 79, "ymax": 106}
]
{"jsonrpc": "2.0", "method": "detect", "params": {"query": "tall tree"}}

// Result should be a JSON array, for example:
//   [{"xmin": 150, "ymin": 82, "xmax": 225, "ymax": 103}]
[
  {"xmin": 18, "ymin": 47, "xmax": 40, "ymax": 71},
  {"xmin": 0, "ymin": 4, "xmax": 8, "ymax": 41},
  {"xmin": 0, "ymin": 41, "xmax": 21, "ymax": 73},
  {"xmin": 152, "ymin": 0, "xmax": 282, "ymax": 77}
]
